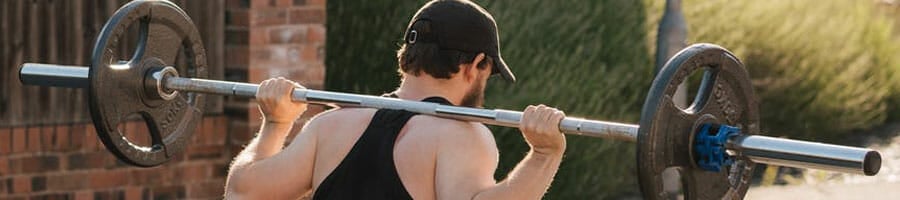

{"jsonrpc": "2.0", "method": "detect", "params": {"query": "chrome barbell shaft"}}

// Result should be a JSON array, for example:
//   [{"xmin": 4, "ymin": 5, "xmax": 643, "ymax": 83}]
[
  {"xmin": 17, "ymin": 63, "xmax": 882, "ymax": 175},
  {"xmin": 164, "ymin": 77, "xmax": 641, "ymax": 141}
]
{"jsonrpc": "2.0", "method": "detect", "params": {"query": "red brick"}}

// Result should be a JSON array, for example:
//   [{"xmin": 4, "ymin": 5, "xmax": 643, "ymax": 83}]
[
  {"xmin": 41, "ymin": 126, "xmax": 55, "ymax": 151},
  {"xmin": 247, "ymin": 27, "xmax": 269, "ymax": 45},
  {"xmin": 213, "ymin": 117, "xmax": 229, "ymax": 145},
  {"xmin": 0, "ymin": 128, "xmax": 10, "ymax": 154},
  {"xmin": 289, "ymin": 64, "xmax": 326, "ymax": 86},
  {"xmin": 11, "ymin": 155, "xmax": 59, "ymax": 174},
  {"xmin": 225, "ymin": 46, "xmax": 250, "ymax": 70},
  {"xmin": 93, "ymin": 190, "xmax": 125, "ymax": 200},
  {"xmin": 227, "ymin": 10, "xmax": 250, "ymax": 27},
  {"xmin": 198, "ymin": 117, "xmax": 217, "ymax": 144},
  {"xmin": 250, "ymin": 47, "xmax": 285, "ymax": 65},
  {"xmin": 68, "ymin": 152, "xmax": 111, "ymax": 170},
  {"xmin": 83, "ymin": 125, "xmax": 99, "ymax": 150},
  {"xmin": 26, "ymin": 127, "xmax": 42, "ymax": 152},
  {"xmin": 249, "ymin": 9, "xmax": 287, "ymax": 26},
  {"xmin": 250, "ymin": 0, "xmax": 272, "ymax": 8},
  {"xmin": 89, "ymin": 170, "xmax": 129, "ymax": 189},
  {"xmin": 130, "ymin": 167, "xmax": 172, "ymax": 186},
  {"xmin": 226, "ymin": 28, "xmax": 249, "ymax": 45},
  {"xmin": 306, "ymin": 0, "xmax": 325, "ymax": 6},
  {"xmin": 31, "ymin": 176, "xmax": 46, "ymax": 192},
  {"xmin": 301, "ymin": 44, "xmax": 321, "ymax": 61},
  {"xmin": 174, "ymin": 164, "xmax": 209, "ymax": 183},
  {"xmin": 0, "ymin": 159, "xmax": 8, "ymax": 176},
  {"xmin": 226, "ymin": 0, "xmax": 250, "ymax": 9},
  {"xmin": 122, "ymin": 121, "xmax": 150, "ymax": 147},
  {"xmin": 248, "ymin": 67, "xmax": 265, "ymax": 83},
  {"xmin": 11, "ymin": 127, "xmax": 26, "ymax": 153},
  {"xmin": 68, "ymin": 124, "xmax": 85, "ymax": 149},
  {"xmin": 247, "ymin": 101, "xmax": 265, "ymax": 128},
  {"xmin": 269, "ymin": 26, "xmax": 307, "ymax": 44},
  {"xmin": 47, "ymin": 173, "xmax": 87, "ymax": 190},
  {"xmin": 124, "ymin": 186, "xmax": 144, "ymax": 200},
  {"xmin": 0, "ymin": 178, "xmax": 5, "ymax": 194},
  {"xmin": 275, "ymin": 0, "xmax": 292, "ymax": 7},
  {"xmin": 187, "ymin": 180, "xmax": 226, "ymax": 199},
  {"xmin": 214, "ymin": 163, "xmax": 230, "ymax": 176},
  {"xmin": 149, "ymin": 185, "xmax": 186, "ymax": 199},
  {"xmin": 30, "ymin": 193, "xmax": 70, "ymax": 200},
  {"xmin": 54, "ymin": 125, "xmax": 71, "ymax": 150},
  {"xmin": 12, "ymin": 176, "xmax": 30, "ymax": 194},
  {"xmin": 289, "ymin": 8, "xmax": 325, "ymax": 24},
  {"xmin": 306, "ymin": 25, "xmax": 325, "ymax": 44},
  {"xmin": 187, "ymin": 145, "xmax": 225, "ymax": 160},
  {"xmin": 74, "ymin": 190, "xmax": 93, "ymax": 200},
  {"xmin": 230, "ymin": 120, "xmax": 253, "ymax": 144}
]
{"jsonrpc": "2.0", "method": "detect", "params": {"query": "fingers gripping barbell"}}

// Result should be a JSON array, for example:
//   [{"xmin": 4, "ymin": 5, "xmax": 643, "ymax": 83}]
[{"xmin": 15, "ymin": 0, "xmax": 881, "ymax": 199}]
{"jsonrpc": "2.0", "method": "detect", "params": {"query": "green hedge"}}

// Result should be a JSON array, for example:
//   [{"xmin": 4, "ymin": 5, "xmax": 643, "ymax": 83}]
[
  {"xmin": 327, "ymin": 0, "xmax": 900, "ymax": 198},
  {"xmin": 646, "ymin": 0, "xmax": 900, "ymax": 142}
]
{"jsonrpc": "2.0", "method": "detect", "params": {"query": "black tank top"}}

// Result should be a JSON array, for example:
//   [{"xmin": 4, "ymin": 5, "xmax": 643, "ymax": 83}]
[{"xmin": 312, "ymin": 95, "xmax": 453, "ymax": 200}]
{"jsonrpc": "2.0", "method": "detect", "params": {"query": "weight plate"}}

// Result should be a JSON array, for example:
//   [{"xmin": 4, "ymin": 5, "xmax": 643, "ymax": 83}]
[
  {"xmin": 89, "ymin": 0, "xmax": 207, "ymax": 167},
  {"xmin": 637, "ymin": 44, "xmax": 760, "ymax": 199}
]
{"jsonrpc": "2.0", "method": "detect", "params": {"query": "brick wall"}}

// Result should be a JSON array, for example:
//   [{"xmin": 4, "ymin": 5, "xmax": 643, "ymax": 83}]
[
  {"xmin": 0, "ymin": 0, "xmax": 328, "ymax": 199},
  {"xmin": 0, "ymin": 117, "xmax": 229, "ymax": 199},
  {"xmin": 226, "ymin": 0, "xmax": 328, "ymax": 145}
]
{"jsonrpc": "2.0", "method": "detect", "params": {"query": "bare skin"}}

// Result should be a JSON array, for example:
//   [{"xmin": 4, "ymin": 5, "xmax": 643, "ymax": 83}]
[{"xmin": 225, "ymin": 53, "xmax": 567, "ymax": 199}]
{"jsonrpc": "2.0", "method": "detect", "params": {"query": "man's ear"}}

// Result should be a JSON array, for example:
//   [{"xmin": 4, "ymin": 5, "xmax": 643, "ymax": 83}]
[{"xmin": 464, "ymin": 53, "xmax": 486, "ymax": 82}]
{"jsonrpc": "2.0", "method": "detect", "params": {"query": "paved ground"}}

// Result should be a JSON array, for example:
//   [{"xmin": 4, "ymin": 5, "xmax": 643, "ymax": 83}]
[{"xmin": 746, "ymin": 123, "xmax": 900, "ymax": 199}]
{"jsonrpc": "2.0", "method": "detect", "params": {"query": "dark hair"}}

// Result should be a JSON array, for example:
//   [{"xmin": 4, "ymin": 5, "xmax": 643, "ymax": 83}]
[{"xmin": 397, "ymin": 21, "xmax": 492, "ymax": 79}]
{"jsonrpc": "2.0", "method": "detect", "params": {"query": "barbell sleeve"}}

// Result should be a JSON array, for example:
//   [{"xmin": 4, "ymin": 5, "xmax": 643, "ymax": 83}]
[
  {"xmin": 19, "ymin": 63, "xmax": 90, "ymax": 88},
  {"xmin": 17, "ymin": 63, "xmax": 881, "ymax": 175},
  {"xmin": 728, "ymin": 135, "xmax": 880, "ymax": 176}
]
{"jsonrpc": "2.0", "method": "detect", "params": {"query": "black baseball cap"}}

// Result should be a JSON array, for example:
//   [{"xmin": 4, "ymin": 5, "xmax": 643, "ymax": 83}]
[{"xmin": 403, "ymin": 0, "xmax": 516, "ymax": 82}]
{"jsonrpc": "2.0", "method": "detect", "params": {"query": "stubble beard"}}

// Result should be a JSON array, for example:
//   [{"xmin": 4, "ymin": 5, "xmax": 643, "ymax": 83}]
[{"xmin": 460, "ymin": 76, "xmax": 486, "ymax": 108}]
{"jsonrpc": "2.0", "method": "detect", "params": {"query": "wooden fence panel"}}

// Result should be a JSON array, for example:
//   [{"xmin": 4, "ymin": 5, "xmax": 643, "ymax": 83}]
[{"xmin": 0, "ymin": 0, "xmax": 224, "ymax": 127}]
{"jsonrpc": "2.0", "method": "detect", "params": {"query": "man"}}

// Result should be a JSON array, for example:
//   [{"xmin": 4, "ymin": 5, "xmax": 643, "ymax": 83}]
[{"xmin": 225, "ymin": 0, "xmax": 567, "ymax": 199}]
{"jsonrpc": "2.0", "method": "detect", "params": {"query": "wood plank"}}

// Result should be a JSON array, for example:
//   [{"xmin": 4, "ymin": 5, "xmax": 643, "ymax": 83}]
[
  {"xmin": 72, "ymin": 0, "xmax": 86, "ymax": 124},
  {"xmin": 0, "ymin": 0, "xmax": 227, "ymax": 126},
  {"xmin": 1, "ymin": 0, "xmax": 9, "ymax": 125},
  {"xmin": 47, "ymin": 0, "xmax": 61, "ymax": 125},
  {"xmin": 8, "ymin": 0, "xmax": 25, "ymax": 126}
]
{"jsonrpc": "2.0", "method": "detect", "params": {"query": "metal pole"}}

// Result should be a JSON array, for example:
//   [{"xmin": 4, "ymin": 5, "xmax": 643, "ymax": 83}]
[{"xmin": 17, "ymin": 63, "xmax": 882, "ymax": 175}]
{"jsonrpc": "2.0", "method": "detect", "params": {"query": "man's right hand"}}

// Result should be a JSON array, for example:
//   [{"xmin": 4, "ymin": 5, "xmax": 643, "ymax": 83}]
[
  {"xmin": 256, "ymin": 77, "xmax": 308, "ymax": 126},
  {"xmin": 519, "ymin": 105, "xmax": 567, "ymax": 156}
]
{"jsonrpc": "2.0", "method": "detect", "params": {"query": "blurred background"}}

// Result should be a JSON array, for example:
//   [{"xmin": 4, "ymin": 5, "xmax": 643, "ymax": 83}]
[
  {"xmin": 2, "ymin": 0, "xmax": 900, "ymax": 199},
  {"xmin": 329, "ymin": 0, "xmax": 900, "ymax": 198}
]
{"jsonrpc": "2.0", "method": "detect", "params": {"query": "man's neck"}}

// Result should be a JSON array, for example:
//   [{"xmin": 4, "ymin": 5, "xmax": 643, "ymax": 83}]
[{"xmin": 394, "ymin": 75, "xmax": 464, "ymax": 105}]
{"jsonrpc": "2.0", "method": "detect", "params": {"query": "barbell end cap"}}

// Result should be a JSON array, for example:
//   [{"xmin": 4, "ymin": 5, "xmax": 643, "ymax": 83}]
[{"xmin": 864, "ymin": 150, "xmax": 881, "ymax": 176}]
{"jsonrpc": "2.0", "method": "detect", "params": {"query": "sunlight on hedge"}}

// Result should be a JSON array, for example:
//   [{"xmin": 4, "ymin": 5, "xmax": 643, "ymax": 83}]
[{"xmin": 646, "ymin": 0, "xmax": 900, "ymax": 142}]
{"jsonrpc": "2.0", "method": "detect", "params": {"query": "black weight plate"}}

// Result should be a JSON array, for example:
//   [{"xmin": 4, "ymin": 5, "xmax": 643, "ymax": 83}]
[
  {"xmin": 89, "ymin": 0, "xmax": 206, "ymax": 167},
  {"xmin": 637, "ymin": 44, "xmax": 760, "ymax": 200}
]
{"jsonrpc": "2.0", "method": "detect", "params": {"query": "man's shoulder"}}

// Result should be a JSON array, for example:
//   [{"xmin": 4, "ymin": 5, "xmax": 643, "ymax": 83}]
[
  {"xmin": 407, "ymin": 115, "xmax": 495, "ymax": 145},
  {"xmin": 305, "ymin": 107, "xmax": 376, "ymax": 128},
  {"xmin": 309, "ymin": 107, "xmax": 375, "ymax": 121},
  {"xmin": 409, "ymin": 115, "xmax": 490, "ymax": 133}
]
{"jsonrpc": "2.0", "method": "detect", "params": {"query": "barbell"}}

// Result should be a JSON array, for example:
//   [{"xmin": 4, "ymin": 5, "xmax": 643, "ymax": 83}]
[{"xmin": 15, "ymin": 0, "xmax": 882, "ymax": 199}]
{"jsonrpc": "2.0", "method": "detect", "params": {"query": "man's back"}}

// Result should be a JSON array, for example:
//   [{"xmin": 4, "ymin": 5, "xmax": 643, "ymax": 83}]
[
  {"xmin": 225, "ymin": 1, "xmax": 566, "ymax": 199},
  {"xmin": 308, "ymin": 108, "xmax": 498, "ymax": 200}
]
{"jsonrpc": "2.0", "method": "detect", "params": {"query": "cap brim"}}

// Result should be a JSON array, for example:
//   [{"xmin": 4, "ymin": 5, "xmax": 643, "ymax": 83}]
[{"xmin": 494, "ymin": 56, "xmax": 515, "ymax": 82}]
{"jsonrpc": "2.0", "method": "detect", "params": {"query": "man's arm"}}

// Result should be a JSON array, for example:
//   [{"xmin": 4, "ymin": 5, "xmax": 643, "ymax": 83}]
[
  {"xmin": 225, "ymin": 78, "xmax": 318, "ymax": 199},
  {"xmin": 436, "ymin": 105, "xmax": 566, "ymax": 200}
]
